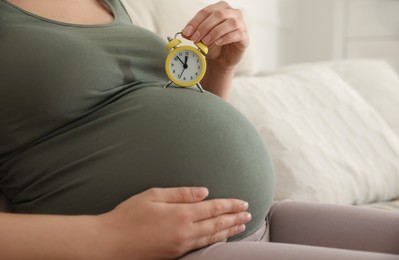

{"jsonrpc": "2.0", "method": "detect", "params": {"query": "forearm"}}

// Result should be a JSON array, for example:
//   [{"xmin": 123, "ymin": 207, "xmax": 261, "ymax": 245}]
[
  {"xmin": 201, "ymin": 62, "xmax": 236, "ymax": 100},
  {"xmin": 0, "ymin": 212, "xmax": 105, "ymax": 259}
]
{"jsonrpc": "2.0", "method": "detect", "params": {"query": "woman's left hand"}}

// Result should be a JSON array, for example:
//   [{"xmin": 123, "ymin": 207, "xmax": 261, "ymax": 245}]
[{"xmin": 182, "ymin": 1, "xmax": 249, "ymax": 71}]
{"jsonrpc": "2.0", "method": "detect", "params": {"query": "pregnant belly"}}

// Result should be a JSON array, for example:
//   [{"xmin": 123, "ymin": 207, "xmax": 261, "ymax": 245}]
[{"xmin": 4, "ymin": 86, "xmax": 275, "ymax": 240}]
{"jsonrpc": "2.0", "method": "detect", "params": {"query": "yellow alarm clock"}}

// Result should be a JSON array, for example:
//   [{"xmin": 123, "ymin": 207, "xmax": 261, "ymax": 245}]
[{"xmin": 163, "ymin": 32, "xmax": 208, "ymax": 92}]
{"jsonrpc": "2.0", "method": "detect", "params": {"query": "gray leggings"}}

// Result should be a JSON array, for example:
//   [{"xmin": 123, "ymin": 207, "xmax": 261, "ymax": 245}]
[{"xmin": 181, "ymin": 200, "xmax": 399, "ymax": 259}]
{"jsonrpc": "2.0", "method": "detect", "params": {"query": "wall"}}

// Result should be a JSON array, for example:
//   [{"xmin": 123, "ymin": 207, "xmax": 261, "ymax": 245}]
[
  {"xmin": 205, "ymin": 0, "xmax": 399, "ymax": 73},
  {"xmin": 204, "ymin": 0, "xmax": 299, "ymax": 72},
  {"xmin": 345, "ymin": 0, "xmax": 399, "ymax": 72},
  {"xmin": 291, "ymin": 0, "xmax": 399, "ymax": 73},
  {"xmin": 205, "ymin": 0, "xmax": 340, "ymax": 72}
]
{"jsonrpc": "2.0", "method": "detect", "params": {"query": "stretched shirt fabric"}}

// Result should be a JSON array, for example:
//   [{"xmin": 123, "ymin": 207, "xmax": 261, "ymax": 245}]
[{"xmin": 0, "ymin": 0, "xmax": 275, "ymax": 240}]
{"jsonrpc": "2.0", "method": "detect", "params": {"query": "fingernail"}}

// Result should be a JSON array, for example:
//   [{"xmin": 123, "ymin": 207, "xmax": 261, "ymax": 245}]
[
  {"xmin": 236, "ymin": 224, "xmax": 246, "ymax": 233},
  {"xmin": 241, "ymin": 201, "xmax": 249, "ymax": 210},
  {"xmin": 194, "ymin": 187, "xmax": 209, "ymax": 198},
  {"xmin": 242, "ymin": 212, "xmax": 252, "ymax": 222},
  {"xmin": 183, "ymin": 25, "xmax": 194, "ymax": 36},
  {"xmin": 202, "ymin": 35, "xmax": 211, "ymax": 45},
  {"xmin": 191, "ymin": 31, "xmax": 200, "ymax": 42}
]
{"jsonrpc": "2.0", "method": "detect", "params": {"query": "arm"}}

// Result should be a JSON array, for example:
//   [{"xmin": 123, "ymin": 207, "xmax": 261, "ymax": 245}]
[
  {"xmin": 0, "ymin": 212, "xmax": 101, "ymax": 259},
  {"xmin": 0, "ymin": 187, "xmax": 251, "ymax": 259},
  {"xmin": 183, "ymin": 1, "xmax": 249, "ymax": 100},
  {"xmin": 200, "ymin": 62, "xmax": 236, "ymax": 100}
]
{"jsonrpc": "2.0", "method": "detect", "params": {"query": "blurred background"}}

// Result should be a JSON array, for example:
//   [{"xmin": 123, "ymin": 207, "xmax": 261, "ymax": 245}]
[{"xmin": 205, "ymin": 0, "xmax": 399, "ymax": 74}]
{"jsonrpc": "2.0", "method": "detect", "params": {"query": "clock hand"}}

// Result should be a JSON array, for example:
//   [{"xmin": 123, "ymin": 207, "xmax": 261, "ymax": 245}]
[
  {"xmin": 177, "ymin": 56, "xmax": 185, "ymax": 65},
  {"xmin": 183, "ymin": 55, "xmax": 188, "ymax": 68},
  {"xmin": 178, "ymin": 67, "xmax": 186, "ymax": 79}
]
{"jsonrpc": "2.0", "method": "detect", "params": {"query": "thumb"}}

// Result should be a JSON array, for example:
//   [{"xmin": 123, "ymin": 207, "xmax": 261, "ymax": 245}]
[{"xmin": 146, "ymin": 187, "xmax": 209, "ymax": 203}]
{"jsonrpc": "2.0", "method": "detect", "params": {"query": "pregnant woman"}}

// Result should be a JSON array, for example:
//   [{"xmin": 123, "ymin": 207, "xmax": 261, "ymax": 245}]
[{"xmin": 1, "ymin": 0, "xmax": 398, "ymax": 259}]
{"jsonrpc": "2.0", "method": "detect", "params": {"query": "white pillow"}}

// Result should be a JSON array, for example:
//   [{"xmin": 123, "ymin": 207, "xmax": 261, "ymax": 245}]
[
  {"xmin": 260, "ymin": 60, "xmax": 399, "ymax": 138},
  {"xmin": 229, "ymin": 68, "xmax": 399, "ymax": 205},
  {"xmin": 120, "ymin": 0, "xmax": 254, "ymax": 76},
  {"xmin": 326, "ymin": 60, "xmax": 399, "ymax": 139}
]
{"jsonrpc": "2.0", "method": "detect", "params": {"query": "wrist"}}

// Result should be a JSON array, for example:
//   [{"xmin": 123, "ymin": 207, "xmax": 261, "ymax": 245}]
[
  {"xmin": 206, "ymin": 60, "xmax": 237, "ymax": 76},
  {"xmin": 47, "ymin": 215, "xmax": 109, "ymax": 260},
  {"xmin": 95, "ymin": 211, "xmax": 146, "ymax": 260},
  {"xmin": 201, "ymin": 62, "xmax": 236, "ymax": 100},
  {"xmin": 94, "ymin": 213, "xmax": 121, "ymax": 259},
  {"xmin": 69, "ymin": 215, "xmax": 110, "ymax": 260}
]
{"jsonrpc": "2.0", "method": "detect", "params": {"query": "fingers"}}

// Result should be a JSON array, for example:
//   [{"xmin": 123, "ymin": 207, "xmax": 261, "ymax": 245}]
[
  {"xmin": 194, "ymin": 211, "xmax": 252, "ymax": 238},
  {"xmin": 138, "ymin": 188, "xmax": 252, "ymax": 254},
  {"xmin": 188, "ymin": 198, "xmax": 249, "ymax": 221},
  {"xmin": 182, "ymin": 1, "xmax": 248, "ymax": 47},
  {"xmin": 145, "ymin": 187, "xmax": 209, "ymax": 203},
  {"xmin": 190, "ymin": 220, "xmax": 248, "ymax": 249},
  {"xmin": 190, "ymin": 9, "xmax": 245, "ymax": 46},
  {"xmin": 183, "ymin": 1, "xmax": 230, "ymax": 37}
]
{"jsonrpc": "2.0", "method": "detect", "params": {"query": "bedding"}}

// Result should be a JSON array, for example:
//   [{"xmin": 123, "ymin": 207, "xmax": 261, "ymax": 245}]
[{"xmin": 230, "ymin": 68, "xmax": 399, "ymax": 205}]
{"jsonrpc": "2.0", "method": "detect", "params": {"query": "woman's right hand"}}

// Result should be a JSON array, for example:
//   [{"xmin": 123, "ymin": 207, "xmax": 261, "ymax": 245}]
[{"xmin": 98, "ymin": 187, "xmax": 252, "ymax": 259}]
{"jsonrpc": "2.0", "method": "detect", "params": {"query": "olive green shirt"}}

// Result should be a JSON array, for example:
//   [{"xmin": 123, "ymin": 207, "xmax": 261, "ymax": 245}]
[{"xmin": 0, "ymin": 0, "xmax": 274, "ymax": 241}]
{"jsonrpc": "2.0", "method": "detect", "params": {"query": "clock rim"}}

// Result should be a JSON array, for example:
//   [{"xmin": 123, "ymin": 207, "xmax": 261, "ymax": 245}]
[{"xmin": 165, "ymin": 45, "xmax": 207, "ymax": 87}]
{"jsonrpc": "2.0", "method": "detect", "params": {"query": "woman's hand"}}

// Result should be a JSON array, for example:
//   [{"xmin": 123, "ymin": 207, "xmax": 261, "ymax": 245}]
[
  {"xmin": 182, "ymin": 1, "xmax": 249, "ymax": 71},
  {"xmin": 0, "ymin": 188, "xmax": 250, "ymax": 260},
  {"xmin": 98, "ymin": 187, "xmax": 251, "ymax": 259},
  {"xmin": 182, "ymin": 1, "xmax": 249, "ymax": 99}
]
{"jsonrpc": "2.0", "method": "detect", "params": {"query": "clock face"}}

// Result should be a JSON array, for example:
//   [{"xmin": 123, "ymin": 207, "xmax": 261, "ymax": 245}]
[{"xmin": 165, "ymin": 46, "xmax": 206, "ymax": 87}]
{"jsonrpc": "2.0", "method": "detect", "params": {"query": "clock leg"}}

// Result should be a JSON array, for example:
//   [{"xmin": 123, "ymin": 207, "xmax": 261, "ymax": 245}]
[
  {"xmin": 196, "ymin": 83, "xmax": 205, "ymax": 93},
  {"xmin": 163, "ymin": 80, "xmax": 173, "ymax": 89}
]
